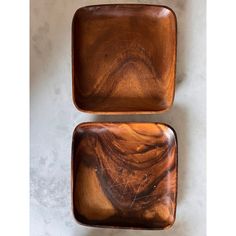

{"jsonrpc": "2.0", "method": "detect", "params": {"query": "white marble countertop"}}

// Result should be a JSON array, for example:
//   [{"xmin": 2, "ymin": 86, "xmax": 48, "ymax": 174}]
[{"xmin": 30, "ymin": 0, "xmax": 206, "ymax": 235}]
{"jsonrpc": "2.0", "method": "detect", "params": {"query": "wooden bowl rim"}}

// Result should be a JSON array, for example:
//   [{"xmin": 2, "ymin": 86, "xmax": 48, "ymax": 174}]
[
  {"xmin": 71, "ymin": 122, "xmax": 178, "ymax": 230},
  {"xmin": 71, "ymin": 4, "xmax": 177, "ymax": 114}
]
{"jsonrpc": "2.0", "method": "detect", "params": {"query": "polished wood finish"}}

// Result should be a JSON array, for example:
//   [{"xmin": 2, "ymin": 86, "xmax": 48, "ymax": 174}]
[
  {"xmin": 72, "ymin": 5, "xmax": 177, "ymax": 114},
  {"xmin": 72, "ymin": 123, "xmax": 178, "ymax": 229}
]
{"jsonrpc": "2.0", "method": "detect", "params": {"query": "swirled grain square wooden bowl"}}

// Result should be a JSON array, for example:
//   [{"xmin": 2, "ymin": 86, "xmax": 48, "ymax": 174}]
[
  {"xmin": 71, "ymin": 123, "xmax": 178, "ymax": 229},
  {"xmin": 72, "ymin": 4, "xmax": 177, "ymax": 114}
]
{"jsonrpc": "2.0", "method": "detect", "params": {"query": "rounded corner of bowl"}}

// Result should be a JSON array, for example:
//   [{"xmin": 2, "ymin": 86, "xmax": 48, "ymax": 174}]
[
  {"xmin": 72, "ymin": 96, "xmax": 90, "ymax": 114},
  {"xmin": 72, "ymin": 5, "xmax": 87, "ymax": 18},
  {"xmin": 72, "ymin": 209, "xmax": 90, "ymax": 228},
  {"xmin": 161, "ymin": 5, "xmax": 177, "ymax": 22},
  {"xmin": 164, "ymin": 217, "xmax": 176, "ymax": 230},
  {"xmin": 158, "ymin": 122, "xmax": 178, "ymax": 142},
  {"xmin": 72, "ymin": 7, "xmax": 82, "ymax": 26}
]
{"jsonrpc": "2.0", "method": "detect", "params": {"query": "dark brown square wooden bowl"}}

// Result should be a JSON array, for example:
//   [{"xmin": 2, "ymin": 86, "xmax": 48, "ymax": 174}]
[
  {"xmin": 72, "ymin": 123, "xmax": 178, "ymax": 229},
  {"xmin": 72, "ymin": 4, "xmax": 177, "ymax": 114}
]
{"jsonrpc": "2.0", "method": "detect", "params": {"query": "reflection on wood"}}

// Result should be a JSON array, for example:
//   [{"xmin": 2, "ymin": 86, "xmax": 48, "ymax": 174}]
[
  {"xmin": 72, "ymin": 5, "xmax": 177, "ymax": 113},
  {"xmin": 72, "ymin": 123, "xmax": 178, "ymax": 229}
]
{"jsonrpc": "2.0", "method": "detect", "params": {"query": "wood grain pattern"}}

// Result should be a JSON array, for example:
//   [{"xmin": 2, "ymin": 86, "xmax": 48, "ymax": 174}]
[
  {"xmin": 72, "ymin": 123, "xmax": 178, "ymax": 229},
  {"xmin": 72, "ymin": 5, "xmax": 177, "ymax": 114}
]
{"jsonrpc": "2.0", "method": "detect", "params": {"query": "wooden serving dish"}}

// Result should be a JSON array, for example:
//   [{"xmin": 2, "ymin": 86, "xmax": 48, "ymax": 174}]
[
  {"xmin": 72, "ymin": 123, "xmax": 178, "ymax": 229},
  {"xmin": 72, "ymin": 4, "xmax": 177, "ymax": 114}
]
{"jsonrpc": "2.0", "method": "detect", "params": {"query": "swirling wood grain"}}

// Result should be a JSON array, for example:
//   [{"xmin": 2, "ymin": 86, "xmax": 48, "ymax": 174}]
[
  {"xmin": 72, "ymin": 5, "xmax": 177, "ymax": 113},
  {"xmin": 72, "ymin": 123, "xmax": 177, "ymax": 229}
]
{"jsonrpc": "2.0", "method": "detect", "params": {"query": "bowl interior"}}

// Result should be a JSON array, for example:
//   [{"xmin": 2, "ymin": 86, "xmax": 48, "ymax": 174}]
[
  {"xmin": 72, "ymin": 122, "xmax": 177, "ymax": 229},
  {"xmin": 72, "ymin": 5, "xmax": 177, "ymax": 113}
]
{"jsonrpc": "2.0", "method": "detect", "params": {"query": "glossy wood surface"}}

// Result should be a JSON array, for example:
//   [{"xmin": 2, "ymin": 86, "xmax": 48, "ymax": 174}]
[
  {"xmin": 72, "ymin": 5, "xmax": 177, "ymax": 114},
  {"xmin": 72, "ymin": 123, "xmax": 178, "ymax": 229}
]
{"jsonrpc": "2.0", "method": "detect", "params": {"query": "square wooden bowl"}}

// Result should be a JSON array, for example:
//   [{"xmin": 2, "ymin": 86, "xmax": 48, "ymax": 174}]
[
  {"xmin": 71, "ymin": 123, "xmax": 178, "ymax": 229},
  {"xmin": 72, "ymin": 4, "xmax": 177, "ymax": 114}
]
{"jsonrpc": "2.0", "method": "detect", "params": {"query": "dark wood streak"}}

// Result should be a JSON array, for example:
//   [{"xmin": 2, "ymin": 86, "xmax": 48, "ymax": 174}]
[
  {"xmin": 98, "ymin": 138, "xmax": 172, "ymax": 170},
  {"xmin": 72, "ymin": 123, "xmax": 178, "ymax": 229},
  {"xmin": 72, "ymin": 4, "xmax": 177, "ymax": 113}
]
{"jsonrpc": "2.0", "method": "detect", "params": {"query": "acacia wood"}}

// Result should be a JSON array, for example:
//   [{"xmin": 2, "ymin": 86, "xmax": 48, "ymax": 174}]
[
  {"xmin": 72, "ymin": 122, "xmax": 178, "ymax": 229},
  {"xmin": 72, "ymin": 5, "xmax": 177, "ymax": 114}
]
